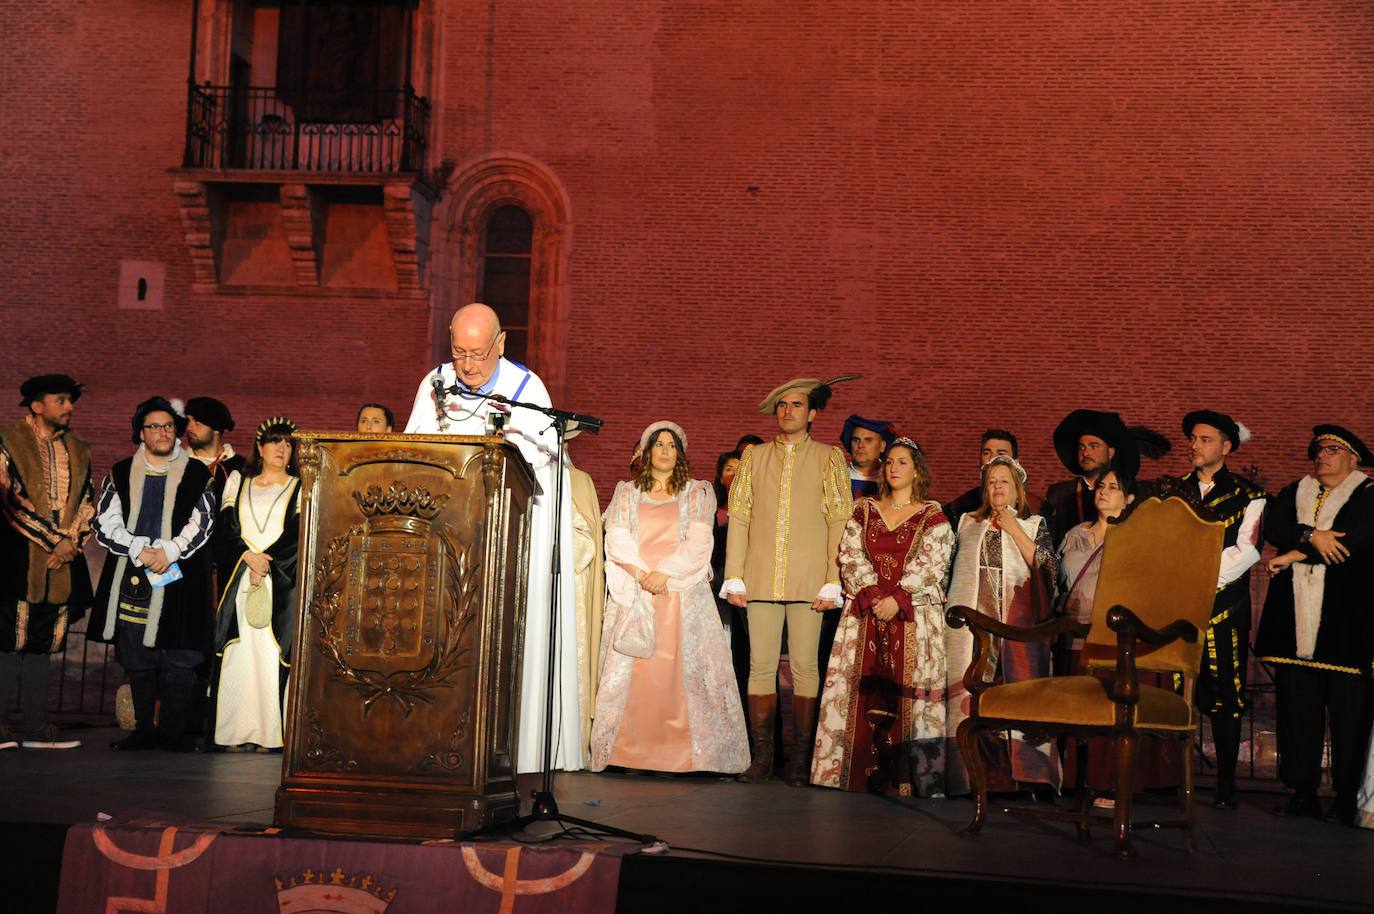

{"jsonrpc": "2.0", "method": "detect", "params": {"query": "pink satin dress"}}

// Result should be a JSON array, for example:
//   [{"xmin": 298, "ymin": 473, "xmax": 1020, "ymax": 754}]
[{"xmin": 607, "ymin": 497, "xmax": 693, "ymax": 770}]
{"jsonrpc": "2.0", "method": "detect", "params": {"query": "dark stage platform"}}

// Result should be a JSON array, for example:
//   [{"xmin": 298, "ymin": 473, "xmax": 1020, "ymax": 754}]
[{"xmin": 3, "ymin": 726, "xmax": 1371, "ymax": 913}]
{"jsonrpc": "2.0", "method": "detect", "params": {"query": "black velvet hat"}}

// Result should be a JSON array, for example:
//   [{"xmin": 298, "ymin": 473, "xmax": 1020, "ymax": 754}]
[
  {"xmin": 1308, "ymin": 425, "xmax": 1374, "ymax": 466},
  {"xmin": 19, "ymin": 374, "xmax": 83, "ymax": 407},
  {"xmin": 184, "ymin": 396, "xmax": 235, "ymax": 433},
  {"xmin": 1182, "ymin": 410, "xmax": 1242, "ymax": 450},
  {"xmin": 1052, "ymin": 409, "xmax": 1139, "ymax": 477},
  {"xmin": 130, "ymin": 397, "xmax": 188, "ymax": 445}
]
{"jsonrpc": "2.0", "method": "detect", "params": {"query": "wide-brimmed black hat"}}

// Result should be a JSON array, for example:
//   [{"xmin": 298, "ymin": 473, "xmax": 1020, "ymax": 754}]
[
  {"xmin": 1309, "ymin": 425, "xmax": 1374, "ymax": 466},
  {"xmin": 1183, "ymin": 410, "xmax": 1242, "ymax": 450},
  {"xmin": 130, "ymin": 397, "xmax": 188, "ymax": 445},
  {"xmin": 840, "ymin": 414, "xmax": 897, "ymax": 452},
  {"xmin": 1052, "ymin": 409, "xmax": 1138, "ymax": 477},
  {"xmin": 184, "ymin": 396, "xmax": 235, "ymax": 433},
  {"xmin": 19, "ymin": 374, "xmax": 83, "ymax": 407}
]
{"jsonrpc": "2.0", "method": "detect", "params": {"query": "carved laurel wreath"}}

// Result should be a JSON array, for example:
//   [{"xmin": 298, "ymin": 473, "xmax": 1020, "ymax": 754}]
[{"xmin": 308, "ymin": 524, "xmax": 481, "ymax": 715}]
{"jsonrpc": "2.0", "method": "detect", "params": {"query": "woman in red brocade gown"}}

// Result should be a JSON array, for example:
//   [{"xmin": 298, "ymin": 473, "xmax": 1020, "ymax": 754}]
[{"xmin": 811, "ymin": 438, "xmax": 954, "ymax": 796}]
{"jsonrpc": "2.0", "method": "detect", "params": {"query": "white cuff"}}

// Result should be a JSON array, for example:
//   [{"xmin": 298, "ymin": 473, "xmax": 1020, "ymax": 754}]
[
  {"xmin": 719, "ymin": 577, "xmax": 745, "ymax": 599},
  {"xmin": 128, "ymin": 536, "xmax": 151, "ymax": 566},
  {"xmin": 817, "ymin": 582, "xmax": 842, "ymax": 605}
]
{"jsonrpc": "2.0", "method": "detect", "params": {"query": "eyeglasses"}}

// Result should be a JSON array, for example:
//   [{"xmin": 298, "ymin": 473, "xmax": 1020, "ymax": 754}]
[
  {"xmin": 1314, "ymin": 444, "xmax": 1350, "ymax": 457},
  {"xmin": 451, "ymin": 332, "xmax": 504, "ymax": 365},
  {"xmin": 142, "ymin": 422, "xmax": 176, "ymax": 433}
]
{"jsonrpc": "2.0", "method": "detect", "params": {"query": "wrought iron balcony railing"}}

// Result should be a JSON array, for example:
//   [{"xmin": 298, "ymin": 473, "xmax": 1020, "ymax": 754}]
[{"xmin": 183, "ymin": 83, "xmax": 430, "ymax": 173}]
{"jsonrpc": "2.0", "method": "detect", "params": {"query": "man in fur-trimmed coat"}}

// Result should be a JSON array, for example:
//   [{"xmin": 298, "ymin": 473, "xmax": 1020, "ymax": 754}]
[
  {"xmin": 91, "ymin": 397, "xmax": 216, "ymax": 753},
  {"xmin": 1256, "ymin": 424, "xmax": 1374, "ymax": 825}
]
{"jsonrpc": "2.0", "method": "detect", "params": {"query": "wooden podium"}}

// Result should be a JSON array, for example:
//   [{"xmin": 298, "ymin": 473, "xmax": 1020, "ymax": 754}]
[{"xmin": 274, "ymin": 432, "xmax": 536, "ymax": 840}]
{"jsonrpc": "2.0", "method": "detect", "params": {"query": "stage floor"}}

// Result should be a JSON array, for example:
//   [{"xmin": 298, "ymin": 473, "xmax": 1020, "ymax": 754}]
[{"xmin": 3, "ymin": 726, "xmax": 1372, "ymax": 913}]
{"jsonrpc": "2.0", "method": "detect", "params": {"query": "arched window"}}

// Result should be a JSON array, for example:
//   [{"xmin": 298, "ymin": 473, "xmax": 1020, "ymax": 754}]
[
  {"xmin": 480, "ymin": 205, "xmax": 533, "ymax": 365},
  {"xmin": 430, "ymin": 154, "xmax": 571, "ymax": 401}
]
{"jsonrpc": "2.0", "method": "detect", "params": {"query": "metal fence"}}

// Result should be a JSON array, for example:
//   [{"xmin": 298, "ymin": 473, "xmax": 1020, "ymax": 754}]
[
  {"xmin": 7, "ymin": 559, "xmax": 1318, "ymax": 783},
  {"xmin": 183, "ymin": 83, "xmax": 430, "ymax": 173}
]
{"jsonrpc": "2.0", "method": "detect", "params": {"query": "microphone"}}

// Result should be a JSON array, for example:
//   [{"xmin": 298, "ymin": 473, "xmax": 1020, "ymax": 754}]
[
  {"xmin": 432, "ymin": 374, "xmax": 447, "ymax": 401},
  {"xmin": 564, "ymin": 412, "xmax": 604, "ymax": 434}
]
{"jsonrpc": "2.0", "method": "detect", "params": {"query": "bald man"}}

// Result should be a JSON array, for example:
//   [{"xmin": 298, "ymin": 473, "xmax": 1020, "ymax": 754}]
[{"xmin": 405, "ymin": 304, "xmax": 584, "ymax": 772}]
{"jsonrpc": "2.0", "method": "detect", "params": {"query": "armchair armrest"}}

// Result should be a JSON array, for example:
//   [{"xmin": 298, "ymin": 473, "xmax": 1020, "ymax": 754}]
[
  {"xmin": 1102, "ymin": 605, "xmax": 1199, "ymax": 706},
  {"xmin": 946, "ymin": 605, "xmax": 1089, "ymax": 696},
  {"xmin": 1104, "ymin": 606, "xmax": 1198, "ymax": 646},
  {"xmin": 946, "ymin": 605, "xmax": 1087, "ymax": 643}
]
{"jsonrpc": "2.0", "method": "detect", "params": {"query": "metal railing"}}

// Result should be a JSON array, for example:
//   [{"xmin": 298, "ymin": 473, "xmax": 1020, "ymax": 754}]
[{"xmin": 183, "ymin": 83, "xmax": 429, "ymax": 173}]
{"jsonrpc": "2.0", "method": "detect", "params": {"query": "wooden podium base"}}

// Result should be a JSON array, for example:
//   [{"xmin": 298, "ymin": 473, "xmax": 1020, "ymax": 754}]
[{"xmin": 275, "ymin": 784, "xmax": 520, "ymax": 841}]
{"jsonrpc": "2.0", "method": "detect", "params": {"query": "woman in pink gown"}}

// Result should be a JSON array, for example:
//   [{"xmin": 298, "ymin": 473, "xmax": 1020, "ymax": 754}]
[{"xmin": 589, "ymin": 421, "xmax": 749, "ymax": 773}]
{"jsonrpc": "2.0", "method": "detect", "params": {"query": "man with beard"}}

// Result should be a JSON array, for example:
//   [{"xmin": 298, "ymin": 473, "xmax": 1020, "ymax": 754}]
[
  {"xmin": 1039, "ymin": 410, "xmax": 1138, "ymax": 549},
  {"xmin": 184, "ymin": 397, "xmax": 243, "ymax": 503},
  {"xmin": 0, "ymin": 375, "xmax": 94, "ymax": 749},
  {"xmin": 90, "ymin": 398, "xmax": 216, "ymax": 752},
  {"xmin": 1256, "ymin": 425, "xmax": 1374, "ymax": 825},
  {"xmin": 1167, "ymin": 410, "xmax": 1267, "ymax": 809}
]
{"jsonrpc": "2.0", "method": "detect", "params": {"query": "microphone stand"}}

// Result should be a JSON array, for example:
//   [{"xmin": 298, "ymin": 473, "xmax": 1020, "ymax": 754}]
[{"xmin": 446, "ymin": 384, "xmax": 657, "ymax": 846}]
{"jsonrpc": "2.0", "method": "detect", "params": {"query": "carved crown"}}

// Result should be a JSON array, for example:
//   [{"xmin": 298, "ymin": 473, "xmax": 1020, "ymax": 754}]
[
  {"xmin": 352, "ymin": 483, "xmax": 449, "ymax": 535},
  {"xmin": 274, "ymin": 867, "xmax": 396, "ymax": 913}
]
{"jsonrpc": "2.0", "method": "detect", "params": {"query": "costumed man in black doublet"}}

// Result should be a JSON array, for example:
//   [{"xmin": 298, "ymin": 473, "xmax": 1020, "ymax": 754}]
[
  {"xmin": 1255, "ymin": 425, "xmax": 1374, "ymax": 825},
  {"xmin": 184, "ymin": 397, "xmax": 245, "ymax": 505},
  {"xmin": 183, "ymin": 396, "xmax": 245, "ymax": 743},
  {"xmin": 1039, "ymin": 410, "xmax": 1139, "ymax": 550},
  {"xmin": 91, "ymin": 398, "xmax": 217, "ymax": 752},
  {"xmin": 0, "ymin": 375, "xmax": 95, "ymax": 749},
  {"xmin": 1156, "ymin": 410, "xmax": 1267, "ymax": 809}
]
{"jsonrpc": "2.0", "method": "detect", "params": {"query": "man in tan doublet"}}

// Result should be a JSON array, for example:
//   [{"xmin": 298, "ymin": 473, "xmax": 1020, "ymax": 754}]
[{"xmin": 722, "ymin": 378, "xmax": 851, "ymax": 785}]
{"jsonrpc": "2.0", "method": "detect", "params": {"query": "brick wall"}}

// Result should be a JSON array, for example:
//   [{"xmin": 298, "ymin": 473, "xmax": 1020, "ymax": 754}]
[{"xmin": 2, "ymin": 0, "xmax": 1371, "ymax": 513}]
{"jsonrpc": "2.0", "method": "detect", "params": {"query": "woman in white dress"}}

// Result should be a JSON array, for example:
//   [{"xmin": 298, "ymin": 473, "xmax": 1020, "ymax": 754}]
[
  {"xmin": 945, "ymin": 455, "xmax": 1061, "ymax": 796},
  {"xmin": 589, "ymin": 420, "xmax": 749, "ymax": 773},
  {"xmin": 210, "ymin": 417, "xmax": 301, "ymax": 751}
]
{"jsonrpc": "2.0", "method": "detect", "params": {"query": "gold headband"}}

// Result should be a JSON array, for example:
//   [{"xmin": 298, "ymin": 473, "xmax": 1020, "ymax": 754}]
[{"xmin": 256, "ymin": 416, "xmax": 297, "ymax": 443}]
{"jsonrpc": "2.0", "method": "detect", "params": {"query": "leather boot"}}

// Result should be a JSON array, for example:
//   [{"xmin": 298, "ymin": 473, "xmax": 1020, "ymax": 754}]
[
  {"xmin": 784, "ymin": 695, "xmax": 818, "ymax": 787},
  {"xmin": 111, "ymin": 672, "xmax": 160, "ymax": 751},
  {"xmin": 737, "ymin": 694, "xmax": 777, "ymax": 783}
]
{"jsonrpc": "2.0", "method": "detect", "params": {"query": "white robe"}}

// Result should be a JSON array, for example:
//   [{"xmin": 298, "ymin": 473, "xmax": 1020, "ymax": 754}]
[
  {"xmin": 215, "ymin": 473, "xmax": 298, "ymax": 749},
  {"xmin": 405, "ymin": 358, "xmax": 584, "ymax": 773}
]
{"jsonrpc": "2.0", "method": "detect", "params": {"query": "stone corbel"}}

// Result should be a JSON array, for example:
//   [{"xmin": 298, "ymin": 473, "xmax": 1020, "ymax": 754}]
[
  {"xmin": 173, "ymin": 180, "xmax": 220, "ymax": 291},
  {"xmin": 279, "ymin": 184, "xmax": 320, "ymax": 286}
]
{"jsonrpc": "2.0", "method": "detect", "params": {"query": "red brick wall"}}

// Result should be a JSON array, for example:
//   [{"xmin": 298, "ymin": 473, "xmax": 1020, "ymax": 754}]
[{"xmin": 2, "ymin": 0, "xmax": 1371, "ymax": 512}]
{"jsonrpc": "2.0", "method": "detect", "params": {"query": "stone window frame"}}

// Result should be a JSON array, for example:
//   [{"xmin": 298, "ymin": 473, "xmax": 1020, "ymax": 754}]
[{"xmin": 430, "ymin": 154, "xmax": 571, "ymax": 401}]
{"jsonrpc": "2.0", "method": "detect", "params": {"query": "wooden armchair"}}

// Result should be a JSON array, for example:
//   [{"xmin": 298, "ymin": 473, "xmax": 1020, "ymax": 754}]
[{"xmin": 945, "ymin": 496, "xmax": 1223, "ymax": 856}]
